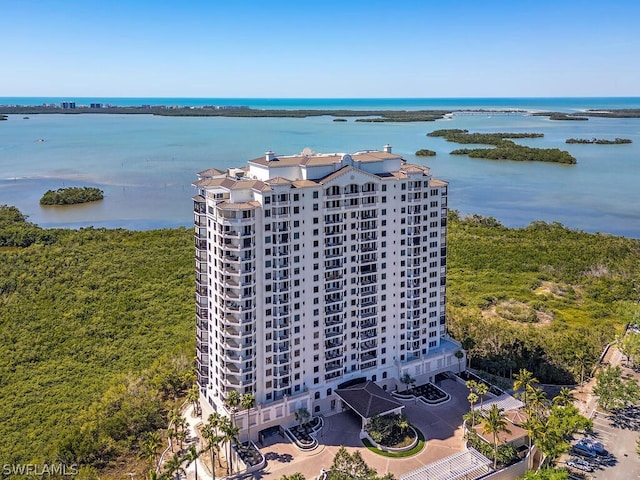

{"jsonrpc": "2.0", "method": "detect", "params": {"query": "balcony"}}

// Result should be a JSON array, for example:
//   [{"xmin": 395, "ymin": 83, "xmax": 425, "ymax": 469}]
[
  {"xmin": 360, "ymin": 275, "xmax": 377, "ymax": 286},
  {"xmin": 225, "ymin": 338, "xmax": 241, "ymax": 350},
  {"xmin": 360, "ymin": 340, "xmax": 376, "ymax": 351},
  {"xmin": 325, "ymin": 317, "xmax": 343, "ymax": 327},
  {"xmin": 196, "ymin": 260, "xmax": 207, "ymax": 274},
  {"xmin": 222, "ymin": 375, "xmax": 241, "ymax": 387},
  {"xmin": 225, "ymin": 325, "xmax": 241, "ymax": 337},
  {"xmin": 325, "ymin": 305, "xmax": 344, "ymax": 315},
  {"xmin": 360, "ymin": 233, "xmax": 377, "ymax": 242},
  {"xmin": 223, "ymin": 362, "xmax": 240, "ymax": 374},
  {"xmin": 360, "ymin": 298, "xmax": 377, "ymax": 308},
  {"xmin": 274, "ymin": 354, "xmax": 290, "ymax": 365},
  {"xmin": 274, "ymin": 366, "xmax": 290, "ymax": 378},
  {"xmin": 360, "ymin": 330, "xmax": 377, "ymax": 341},
  {"xmin": 325, "ymin": 260, "xmax": 344, "ymax": 271},
  {"xmin": 359, "ymin": 319, "xmax": 376, "ymax": 329},
  {"xmin": 325, "ymin": 328, "xmax": 343, "ymax": 339},
  {"xmin": 325, "ymin": 339, "xmax": 343, "ymax": 349},
  {"xmin": 360, "ymin": 254, "xmax": 377, "ymax": 264},
  {"xmin": 359, "ymin": 309, "xmax": 376, "ymax": 319},
  {"xmin": 325, "ymin": 350, "xmax": 342, "ymax": 360},
  {"xmin": 325, "ymin": 370, "xmax": 342, "ymax": 381},
  {"xmin": 361, "ymin": 359, "xmax": 377, "ymax": 369},
  {"xmin": 361, "ymin": 351, "xmax": 377, "ymax": 361},
  {"xmin": 325, "ymin": 361, "xmax": 342, "ymax": 372},
  {"xmin": 325, "ymin": 238, "xmax": 343, "ymax": 247}
]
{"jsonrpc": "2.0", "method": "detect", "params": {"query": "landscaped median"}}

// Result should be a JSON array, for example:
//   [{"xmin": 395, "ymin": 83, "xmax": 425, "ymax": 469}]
[
  {"xmin": 282, "ymin": 416, "xmax": 324, "ymax": 451},
  {"xmin": 361, "ymin": 422, "xmax": 426, "ymax": 458},
  {"xmin": 392, "ymin": 382, "xmax": 451, "ymax": 405}
]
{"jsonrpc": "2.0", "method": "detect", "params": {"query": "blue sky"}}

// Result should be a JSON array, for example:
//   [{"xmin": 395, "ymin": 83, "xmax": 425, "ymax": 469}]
[{"xmin": 2, "ymin": 0, "xmax": 639, "ymax": 97}]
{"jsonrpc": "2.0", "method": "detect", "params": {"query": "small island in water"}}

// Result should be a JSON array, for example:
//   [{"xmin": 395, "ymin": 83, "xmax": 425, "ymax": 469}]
[
  {"xmin": 566, "ymin": 137, "xmax": 632, "ymax": 144},
  {"xmin": 426, "ymin": 129, "xmax": 576, "ymax": 165},
  {"xmin": 415, "ymin": 149, "xmax": 436, "ymax": 157},
  {"xmin": 40, "ymin": 187, "xmax": 104, "ymax": 206}
]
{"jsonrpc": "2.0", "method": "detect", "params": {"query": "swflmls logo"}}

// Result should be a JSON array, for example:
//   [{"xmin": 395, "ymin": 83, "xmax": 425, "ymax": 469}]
[{"xmin": 2, "ymin": 464, "xmax": 79, "ymax": 476}]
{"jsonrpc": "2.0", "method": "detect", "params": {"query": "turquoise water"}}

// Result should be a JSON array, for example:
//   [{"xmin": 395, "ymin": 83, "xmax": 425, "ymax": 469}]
[
  {"xmin": 3, "ymin": 96, "xmax": 640, "ymax": 111},
  {"xmin": 1, "ymin": 98, "xmax": 639, "ymax": 237}
]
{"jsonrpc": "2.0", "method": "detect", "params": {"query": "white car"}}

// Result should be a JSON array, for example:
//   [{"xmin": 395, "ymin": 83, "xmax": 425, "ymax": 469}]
[{"xmin": 567, "ymin": 457, "xmax": 594, "ymax": 472}]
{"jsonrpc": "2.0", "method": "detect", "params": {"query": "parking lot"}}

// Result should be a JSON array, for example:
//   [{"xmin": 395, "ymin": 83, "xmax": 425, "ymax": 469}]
[{"xmin": 563, "ymin": 363, "xmax": 640, "ymax": 480}]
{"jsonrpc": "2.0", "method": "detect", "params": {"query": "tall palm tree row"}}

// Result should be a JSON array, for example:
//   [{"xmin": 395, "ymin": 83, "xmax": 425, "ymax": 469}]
[
  {"xmin": 201, "ymin": 413, "xmax": 224, "ymax": 480},
  {"xmin": 220, "ymin": 415, "xmax": 240, "ymax": 475}
]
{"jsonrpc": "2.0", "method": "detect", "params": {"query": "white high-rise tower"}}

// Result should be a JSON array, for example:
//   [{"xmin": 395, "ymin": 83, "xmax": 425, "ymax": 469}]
[{"xmin": 193, "ymin": 146, "xmax": 461, "ymax": 440}]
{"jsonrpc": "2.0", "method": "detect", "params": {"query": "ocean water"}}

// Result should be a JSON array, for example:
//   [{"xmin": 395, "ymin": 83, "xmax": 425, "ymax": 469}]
[{"xmin": 1, "ymin": 98, "xmax": 639, "ymax": 237}]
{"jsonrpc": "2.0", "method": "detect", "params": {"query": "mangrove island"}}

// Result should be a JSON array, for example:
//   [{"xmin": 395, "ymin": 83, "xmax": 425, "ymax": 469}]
[{"xmin": 40, "ymin": 187, "xmax": 104, "ymax": 206}]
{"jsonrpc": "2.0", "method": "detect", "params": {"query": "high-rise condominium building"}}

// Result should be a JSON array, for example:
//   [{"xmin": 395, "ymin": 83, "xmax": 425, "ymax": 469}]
[{"xmin": 194, "ymin": 146, "xmax": 462, "ymax": 441}]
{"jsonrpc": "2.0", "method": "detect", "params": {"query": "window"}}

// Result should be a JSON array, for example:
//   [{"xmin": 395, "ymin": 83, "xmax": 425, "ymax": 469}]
[{"xmin": 313, "ymin": 191, "xmax": 319, "ymax": 199}]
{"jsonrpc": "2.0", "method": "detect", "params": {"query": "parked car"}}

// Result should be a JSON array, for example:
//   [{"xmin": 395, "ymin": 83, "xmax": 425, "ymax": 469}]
[
  {"xmin": 571, "ymin": 443, "xmax": 597, "ymax": 458},
  {"xmin": 567, "ymin": 457, "xmax": 594, "ymax": 473},
  {"xmin": 578, "ymin": 437, "xmax": 606, "ymax": 455}
]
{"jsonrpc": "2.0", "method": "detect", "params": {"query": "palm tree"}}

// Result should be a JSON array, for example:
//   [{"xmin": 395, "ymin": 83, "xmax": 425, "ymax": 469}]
[
  {"xmin": 173, "ymin": 416, "xmax": 188, "ymax": 453},
  {"xmin": 476, "ymin": 382, "xmax": 489, "ymax": 413},
  {"xmin": 553, "ymin": 387, "xmax": 575, "ymax": 407},
  {"xmin": 526, "ymin": 387, "xmax": 548, "ymax": 420},
  {"xmin": 163, "ymin": 452, "xmax": 186, "ymax": 480},
  {"xmin": 220, "ymin": 416, "xmax": 240, "ymax": 474},
  {"xmin": 513, "ymin": 368, "xmax": 538, "ymax": 408},
  {"xmin": 187, "ymin": 384, "xmax": 201, "ymax": 416},
  {"xmin": 521, "ymin": 416, "xmax": 542, "ymax": 469},
  {"xmin": 202, "ymin": 419, "xmax": 223, "ymax": 480},
  {"xmin": 225, "ymin": 390, "xmax": 241, "ymax": 426},
  {"xmin": 481, "ymin": 404, "xmax": 511, "ymax": 470},
  {"xmin": 185, "ymin": 445, "xmax": 200, "ymax": 480},
  {"xmin": 467, "ymin": 392, "xmax": 479, "ymax": 428},
  {"xmin": 139, "ymin": 431, "xmax": 162, "ymax": 469},
  {"xmin": 280, "ymin": 474, "xmax": 306, "ymax": 480},
  {"xmin": 455, "ymin": 349, "xmax": 464, "ymax": 373},
  {"xmin": 400, "ymin": 372, "xmax": 416, "ymax": 392},
  {"xmin": 295, "ymin": 407, "xmax": 311, "ymax": 429},
  {"xmin": 240, "ymin": 393, "xmax": 256, "ymax": 443},
  {"xmin": 167, "ymin": 408, "xmax": 182, "ymax": 452},
  {"xmin": 466, "ymin": 380, "xmax": 478, "ymax": 395}
]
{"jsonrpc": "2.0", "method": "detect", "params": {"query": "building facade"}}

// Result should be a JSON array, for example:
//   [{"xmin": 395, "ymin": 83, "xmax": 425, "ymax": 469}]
[{"xmin": 194, "ymin": 146, "xmax": 462, "ymax": 440}]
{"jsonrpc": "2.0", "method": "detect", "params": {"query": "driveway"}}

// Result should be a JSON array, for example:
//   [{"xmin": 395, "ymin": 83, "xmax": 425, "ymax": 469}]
[{"xmin": 255, "ymin": 378, "xmax": 470, "ymax": 479}]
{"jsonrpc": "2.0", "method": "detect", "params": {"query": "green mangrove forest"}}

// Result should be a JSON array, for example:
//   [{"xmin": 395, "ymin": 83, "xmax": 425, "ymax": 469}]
[
  {"xmin": 40, "ymin": 187, "xmax": 104, "ymax": 205},
  {"xmin": 427, "ymin": 129, "xmax": 576, "ymax": 164},
  {"xmin": 415, "ymin": 149, "xmax": 436, "ymax": 157},
  {"xmin": 566, "ymin": 137, "xmax": 632, "ymax": 144}
]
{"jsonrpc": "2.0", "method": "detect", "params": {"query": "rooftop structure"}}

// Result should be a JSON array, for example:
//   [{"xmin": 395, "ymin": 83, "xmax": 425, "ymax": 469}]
[{"xmin": 193, "ymin": 146, "xmax": 461, "ymax": 440}]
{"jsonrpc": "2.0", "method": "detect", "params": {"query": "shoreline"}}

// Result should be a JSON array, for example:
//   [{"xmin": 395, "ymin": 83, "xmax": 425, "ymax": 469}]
[{"xmin": 2, "ymin": 105, "xmax": 640, "ymax": 120}]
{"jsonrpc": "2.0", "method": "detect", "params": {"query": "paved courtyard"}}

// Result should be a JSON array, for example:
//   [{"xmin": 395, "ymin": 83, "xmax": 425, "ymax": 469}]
[{"xmin": 252, "ymin": 378, "xmax": 472, "ymax": 479}]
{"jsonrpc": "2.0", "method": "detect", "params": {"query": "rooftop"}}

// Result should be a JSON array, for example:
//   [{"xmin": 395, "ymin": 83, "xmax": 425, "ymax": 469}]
[{"xmin": 335, "ymin": 381, "xmax": 403, "ymax": 419}]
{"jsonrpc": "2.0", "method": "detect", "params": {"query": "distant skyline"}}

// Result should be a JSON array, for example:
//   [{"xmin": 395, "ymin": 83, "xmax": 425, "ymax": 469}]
[{"xmin": 2, "ymin": 0, "xmax": 640, "ymax": 98}]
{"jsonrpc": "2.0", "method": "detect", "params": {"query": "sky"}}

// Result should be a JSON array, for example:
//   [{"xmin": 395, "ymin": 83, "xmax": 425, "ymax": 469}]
[{"xmin": 2, "ymin": 0, "xmax": 640, "ymax": 98}]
